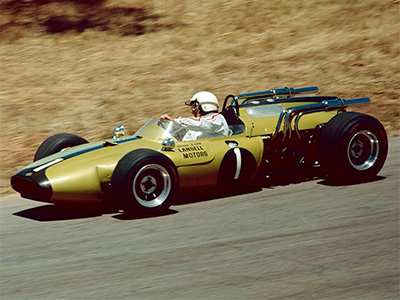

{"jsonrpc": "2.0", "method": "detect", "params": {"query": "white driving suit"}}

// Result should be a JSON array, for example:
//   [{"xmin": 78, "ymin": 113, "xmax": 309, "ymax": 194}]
[{"xmin": 174, "ymin": 113, "xmax": 230, "ymax": 141}]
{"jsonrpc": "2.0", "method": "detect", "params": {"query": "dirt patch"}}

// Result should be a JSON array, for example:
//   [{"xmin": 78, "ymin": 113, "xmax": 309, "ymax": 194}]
[{"xmin": 0, "ymin": 0, "xmax": 180, "ymax": 41}]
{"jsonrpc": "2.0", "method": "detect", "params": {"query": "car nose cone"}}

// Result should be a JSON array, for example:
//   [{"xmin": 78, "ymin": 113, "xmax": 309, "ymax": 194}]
[{"xmin": 11, "ymin": 171, "xmax": 52, "ymax": 202}]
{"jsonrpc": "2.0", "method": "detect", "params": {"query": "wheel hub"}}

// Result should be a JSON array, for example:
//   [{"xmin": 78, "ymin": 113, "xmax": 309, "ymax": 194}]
[
  {"xmin": 347, "ymin": 130, "xmax": 379, "ymax": 171},
  {"xmin": 350, "ymin": 140, "xmax": 364, "ymax": 159},
  {"xmin": 141, "ymin": 176, "xmax": 156, "ymax": 194}
]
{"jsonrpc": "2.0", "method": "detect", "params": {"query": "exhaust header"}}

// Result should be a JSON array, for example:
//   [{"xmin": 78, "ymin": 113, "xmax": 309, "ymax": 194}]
[{"xmin": 236, "ymin": 86, "xmax": 319, "ymax": 103}]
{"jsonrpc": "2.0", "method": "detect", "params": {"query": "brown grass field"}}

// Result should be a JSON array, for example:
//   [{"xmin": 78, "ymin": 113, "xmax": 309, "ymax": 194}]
[{"xmin": 0, "ymin": 0, "xmax": 399, "ymax": 194}]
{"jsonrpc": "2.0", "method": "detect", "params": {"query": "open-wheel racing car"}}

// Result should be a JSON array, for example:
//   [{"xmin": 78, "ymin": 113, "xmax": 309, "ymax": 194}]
[{"xmin": 11, "ymin": 86, "xmax": 388, "ymax": 214}]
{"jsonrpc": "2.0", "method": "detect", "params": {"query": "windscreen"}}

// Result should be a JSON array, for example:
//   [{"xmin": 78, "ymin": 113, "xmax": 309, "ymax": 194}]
[{"xmin": 134, "ymin": 118, "xmax": 187, "ymax": 141}]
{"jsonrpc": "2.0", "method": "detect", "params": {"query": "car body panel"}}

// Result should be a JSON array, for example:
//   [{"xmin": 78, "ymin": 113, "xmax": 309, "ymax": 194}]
[
  {"xmin": 239, "ymin": 102, "xmax": 337, "ymax": 136},
  {"xmin": 173, "ymin": 133, "xmax": 264, "ymax": 189}
]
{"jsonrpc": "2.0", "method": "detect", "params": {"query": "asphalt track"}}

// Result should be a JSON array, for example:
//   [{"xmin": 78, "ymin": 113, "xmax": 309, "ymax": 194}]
[{"xmin": 1, "ymin": 138, "xmax": 399, "ymax": 300}]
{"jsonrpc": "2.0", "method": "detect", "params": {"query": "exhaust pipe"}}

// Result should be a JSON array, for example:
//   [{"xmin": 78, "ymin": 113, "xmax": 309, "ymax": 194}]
[{"xmin": 236, "ymin": 86, "xmax": 319, "ymax": 103}]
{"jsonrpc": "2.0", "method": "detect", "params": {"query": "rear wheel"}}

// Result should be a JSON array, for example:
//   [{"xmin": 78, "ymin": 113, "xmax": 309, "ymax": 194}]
[
  {"xmin": 318, "ymin": 112, "xmax": 387, "ymax": 184},
  {"xmin": 34, "ymin": 133, "xmax": 88, "ymax": 161},
  {"xmin": 111, "ymin": 149, "xmax": 178, "ymax": 214}
]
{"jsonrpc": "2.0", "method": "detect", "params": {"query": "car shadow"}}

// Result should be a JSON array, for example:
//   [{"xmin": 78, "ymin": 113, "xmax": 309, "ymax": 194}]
[
  {"xmin": 13, "ymin": 202, "xmax": 179, "ymax": 222},
  {"xmin": 112, "ymin": 209, "xmax": 179, "ymax": 221},
  {"xmin": 14, "ymin": 205, "xmax": 98, "ymax": 221},
  {"xmin": 175, "ymin": 184, "xmax": 264, "ymax": 206},
  {"xmin": 317, "ymin": 175, "xmax": 386, "ymax": 186},
  {"xmin": 13, "ymin": 204, "xmax": 113, "ymax": 222}
]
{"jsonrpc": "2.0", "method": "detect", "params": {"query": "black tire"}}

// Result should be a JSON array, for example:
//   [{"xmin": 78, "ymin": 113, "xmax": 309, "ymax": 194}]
[
  {"xmin": 111, "ymin": 149, "xmax": 179, "ymax": 214},
  {"xmin": 318, "ymin": 112, "xmax": 388, "ymax": 184},
  {"xmin": 34, "ymin": 133, "xmax": 88, "ymax": 161}
]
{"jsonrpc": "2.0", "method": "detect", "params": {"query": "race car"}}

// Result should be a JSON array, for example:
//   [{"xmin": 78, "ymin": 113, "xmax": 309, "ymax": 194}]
[{"xmin": 11, "ymin": 86, "xmax": 388, "ymax": 214}]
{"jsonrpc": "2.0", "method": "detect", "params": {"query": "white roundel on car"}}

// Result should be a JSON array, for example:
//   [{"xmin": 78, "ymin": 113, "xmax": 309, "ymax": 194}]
[{"xmin": 218, "ymin": 148, "xmax": 257, "ymax": 186}]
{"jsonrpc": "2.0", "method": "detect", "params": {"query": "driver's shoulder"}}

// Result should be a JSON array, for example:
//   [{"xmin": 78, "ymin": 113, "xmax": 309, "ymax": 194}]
[{"xmin": 203, "ymin": 112, "xmax": 222, "ymax": 120}]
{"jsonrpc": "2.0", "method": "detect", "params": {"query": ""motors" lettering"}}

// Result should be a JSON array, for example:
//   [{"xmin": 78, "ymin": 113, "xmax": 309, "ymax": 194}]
[{"xmin": 183, "ymin": 151, "xmax": 208, "ymax": 159}]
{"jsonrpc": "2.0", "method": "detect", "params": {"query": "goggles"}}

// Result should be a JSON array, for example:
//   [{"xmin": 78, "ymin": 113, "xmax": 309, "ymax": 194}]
[
  {"xmin": 185, "ymin": 99, "xmax": 199, "ymax": 112},
  {"xmin": 191, "ymin": 102, "xmax": 199, "ymax": 112}
]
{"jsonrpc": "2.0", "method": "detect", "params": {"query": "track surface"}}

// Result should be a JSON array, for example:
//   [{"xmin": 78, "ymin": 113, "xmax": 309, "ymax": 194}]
[{"xmin": 1, "ymin": 138, "xmax": 399, "ymax": 300}]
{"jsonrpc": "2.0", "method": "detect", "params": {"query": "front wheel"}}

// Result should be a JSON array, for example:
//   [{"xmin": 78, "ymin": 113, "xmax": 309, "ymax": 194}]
[
  {"xmin": 318, "ymin": 112, "xmax": 388, "ymax": 184},
  {"xmin": 111, "ymin": 149, "xmax": 179, "ymax": 214},
  {"xmin": 34, "ymin": 133, "xmax": 88, "ymax": 161}
]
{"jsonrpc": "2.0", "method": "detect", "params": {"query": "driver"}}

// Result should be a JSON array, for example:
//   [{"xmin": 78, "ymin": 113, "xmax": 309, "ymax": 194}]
[{"xmin": 160, "ymin": 91, "xmax": 230, "ymax": 141}]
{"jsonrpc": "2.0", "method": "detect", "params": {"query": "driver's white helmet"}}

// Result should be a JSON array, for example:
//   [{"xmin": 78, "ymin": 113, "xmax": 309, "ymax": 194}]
[{"xmin": 186, "ymin": 91, "xmax": 219, "ymax": 113}]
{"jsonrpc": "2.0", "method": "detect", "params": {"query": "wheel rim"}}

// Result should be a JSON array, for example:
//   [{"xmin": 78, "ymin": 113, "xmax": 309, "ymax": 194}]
[
  {"xmin": 132, "ymin": 164, "xmax": 172, "ymax": 208},
  {"xmin": 347, "ymin": 130, "xmax": 379, "ymax": 171}
]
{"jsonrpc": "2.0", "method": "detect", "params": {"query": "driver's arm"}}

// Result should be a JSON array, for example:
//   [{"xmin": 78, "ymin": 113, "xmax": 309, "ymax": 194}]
[
  {"xmin": 160, "ymin": 114, "xmax": 173, "ymax": 121},
  {"xmin": 174, "ymin": 116, "xmax": 217, "ymax": 131}
]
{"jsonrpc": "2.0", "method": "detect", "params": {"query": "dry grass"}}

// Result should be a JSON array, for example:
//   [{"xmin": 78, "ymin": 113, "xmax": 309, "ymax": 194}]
[{"xmin": 1, "ymin": 0, "xmax": 399, "ymax": 194}]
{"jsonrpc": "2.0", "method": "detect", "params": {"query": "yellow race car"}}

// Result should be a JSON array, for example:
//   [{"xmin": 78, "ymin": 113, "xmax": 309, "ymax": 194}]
[{"xmin": 11, "ymin": 86, "xmax": 388, "ymax": 214}]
